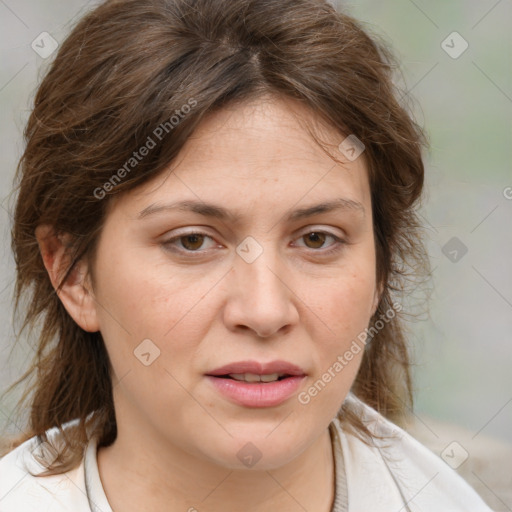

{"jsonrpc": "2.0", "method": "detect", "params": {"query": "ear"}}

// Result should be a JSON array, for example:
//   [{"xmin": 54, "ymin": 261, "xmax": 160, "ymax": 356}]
[{"xmin": 35, "ymin": 224, "xmax": 100, "ymax": 333}]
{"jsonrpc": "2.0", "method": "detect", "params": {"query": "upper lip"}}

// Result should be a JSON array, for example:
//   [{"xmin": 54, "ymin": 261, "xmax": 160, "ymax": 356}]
[{"xmin": 206, "ymin": 360, "xmax": 307, "ymax": 377}]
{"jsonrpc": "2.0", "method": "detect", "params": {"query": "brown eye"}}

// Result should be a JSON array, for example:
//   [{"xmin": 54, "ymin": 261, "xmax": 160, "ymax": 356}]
[
  {"xmin": 162, "ymin": 232, "xmax": 217, "ymax": 254},
  {"xmin": 294, "ymin": 230, "xmax": 347, "ymax": 256},
  {"xmin": 180, "ymin": 234, "xmax": 206, "ymax": 251},
  {"xmin": 302, "ymin": 232, "xmax": 327, "ymax": 249}
]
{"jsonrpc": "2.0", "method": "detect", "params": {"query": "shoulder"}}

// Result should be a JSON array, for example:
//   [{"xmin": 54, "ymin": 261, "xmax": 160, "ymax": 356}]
[
  {"xmin": 0, "ymin": 422, "xmax": 92, "ymax": 512},
  {"xmin": 332, "ymin": 393, "xmax": 494, "ymax": 511}
]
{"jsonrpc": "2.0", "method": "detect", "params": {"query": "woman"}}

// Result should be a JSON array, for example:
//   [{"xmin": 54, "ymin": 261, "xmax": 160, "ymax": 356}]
[{"xmin": 0, "ymin": 0, "xmax": 494, "ymax": 510}]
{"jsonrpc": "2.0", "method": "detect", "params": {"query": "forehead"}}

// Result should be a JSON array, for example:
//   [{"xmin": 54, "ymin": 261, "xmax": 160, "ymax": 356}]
[
  {"xmin": 175, "ymin": 95, "xmax": 360, "ymax": 172},
  {"xmin": 115, "ymin": 95, "xmax": 371, "ymax": 216}
]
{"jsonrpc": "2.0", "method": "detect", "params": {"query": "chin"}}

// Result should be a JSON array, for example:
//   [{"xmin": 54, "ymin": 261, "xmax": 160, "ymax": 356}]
[{"xmin": 203, "ymin": 433, "xmax": 304, "ymax": 472}]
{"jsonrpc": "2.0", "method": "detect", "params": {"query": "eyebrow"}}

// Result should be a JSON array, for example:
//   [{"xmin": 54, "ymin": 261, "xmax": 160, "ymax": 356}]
[{"xmin": 137, "ymin": 197, "xmax": 365, "ymax": 222}]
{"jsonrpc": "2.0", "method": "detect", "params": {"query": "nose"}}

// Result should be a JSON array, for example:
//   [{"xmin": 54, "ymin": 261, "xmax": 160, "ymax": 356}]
[{"xmin": 223, "ymin": 246, "xmax": 299, "ymax": 338}]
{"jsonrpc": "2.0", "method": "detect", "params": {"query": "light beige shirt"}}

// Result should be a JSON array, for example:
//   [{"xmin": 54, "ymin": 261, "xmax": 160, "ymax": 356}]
[{"xmin": 0, "ymin": 393, "xmax": 494, "ymax": 512}]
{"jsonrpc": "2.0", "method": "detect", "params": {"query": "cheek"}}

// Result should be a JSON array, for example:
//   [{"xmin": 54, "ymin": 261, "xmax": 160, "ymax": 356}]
[
  {"xmin": 306, "ymin": 257, "xmax": 376, "ymax": 401},
  {"xmin": 331, "ymin": 280, "xmax": 374, "ymax": 331},
  {"xmin": 299, "ymin": 271, "xmax": 373, "ymax": 415},
  {"xmin": 92, "ymin": 249, "xmax": 219, "ymax": 374},
  {"xmin": 319, "ymin": 262, "xmax": 376, "ymax": 338},
  {"xmin": 95, "ymin": 249, "xmax": 182, "ymax": 332}
]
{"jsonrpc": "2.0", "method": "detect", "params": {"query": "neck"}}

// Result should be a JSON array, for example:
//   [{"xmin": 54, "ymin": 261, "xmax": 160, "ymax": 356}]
[{"xmin": 97, "ymin": 415, "xmax": 336, "ymax": 512}]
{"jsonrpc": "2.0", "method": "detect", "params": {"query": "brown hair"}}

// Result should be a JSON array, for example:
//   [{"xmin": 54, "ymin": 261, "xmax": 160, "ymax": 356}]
[{"xmin": 2, "ymin": 0, "xmax": 429, "ymax": 474}]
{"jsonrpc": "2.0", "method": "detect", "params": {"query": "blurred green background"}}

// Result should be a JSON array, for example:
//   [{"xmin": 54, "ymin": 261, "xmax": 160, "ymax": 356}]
[
  {"xmin": 0, "ymin": 0, "xmax": 511, "ymax": 447},
  {"xmin": 344, "ymin": 0, "xmax": 512, "ymax": 444}
]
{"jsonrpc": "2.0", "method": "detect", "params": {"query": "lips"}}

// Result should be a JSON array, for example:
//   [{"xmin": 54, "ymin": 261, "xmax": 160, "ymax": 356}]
[
  {"xmin": 205, "ymin": 360, "xmax": 307, "ymax": 378},
  {"xmin": 205, "ymin": 360, "xmax": 307, "ymax": 407}
]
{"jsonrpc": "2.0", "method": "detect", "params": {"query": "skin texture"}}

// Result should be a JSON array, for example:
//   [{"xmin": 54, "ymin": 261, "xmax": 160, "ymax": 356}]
[{"xmin": 36, "ymin": 94, "xmax": 380, "ymax": 512}]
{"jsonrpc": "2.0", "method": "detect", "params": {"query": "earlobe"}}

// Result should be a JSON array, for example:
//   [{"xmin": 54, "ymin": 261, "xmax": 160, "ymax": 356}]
[{"xmin": 35, "ymin": 225, "xmax": 100, "ymax": 333}]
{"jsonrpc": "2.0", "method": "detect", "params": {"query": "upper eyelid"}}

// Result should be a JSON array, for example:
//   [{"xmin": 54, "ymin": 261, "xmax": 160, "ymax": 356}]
[
  {"xmin": 165, "ymin": 226, "xmax": 344, "ymax": 240},
  {"xmin": 167, "ymin": 223, "xmax": 346, "ymax": 235}
]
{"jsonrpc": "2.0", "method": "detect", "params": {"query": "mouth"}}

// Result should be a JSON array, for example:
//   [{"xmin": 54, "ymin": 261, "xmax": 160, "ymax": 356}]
[
  {"xmin": 213, "ymin": 373, "xmax": 295, "ymax": 383},
  {"xmin": 205, "ymin": 359, "xmax": 307, "ymax": 379},
  {"xmin": 205, "ymin": 360, "xmax": 307, "ymax": 407}
]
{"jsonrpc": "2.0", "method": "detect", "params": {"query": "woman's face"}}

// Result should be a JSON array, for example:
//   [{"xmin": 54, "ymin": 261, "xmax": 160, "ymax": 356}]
[{"xmin": 86, "ymin": 95, "xmax": 379, "ymax": 469}]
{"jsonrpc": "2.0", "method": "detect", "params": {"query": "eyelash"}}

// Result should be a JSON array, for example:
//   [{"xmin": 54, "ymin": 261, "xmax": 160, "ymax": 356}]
[{"xmin": 161, "ymin": 230, "xmax": 347, "ymax": 257}]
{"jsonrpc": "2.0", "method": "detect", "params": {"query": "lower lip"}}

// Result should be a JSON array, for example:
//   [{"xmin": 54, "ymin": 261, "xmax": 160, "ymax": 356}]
[{"xmin": 206, "ymin": 375, "xmax": 306, "ymax": 408}]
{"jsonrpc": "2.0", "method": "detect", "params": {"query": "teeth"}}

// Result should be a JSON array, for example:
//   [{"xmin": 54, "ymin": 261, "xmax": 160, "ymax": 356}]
[
  {"xmin": 260, "ymin": 373, "xmax": 281, "ymax": 383},
  {"xmin": 228, "ymin": 373, "xmax": 284, "ymax": 383}
]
